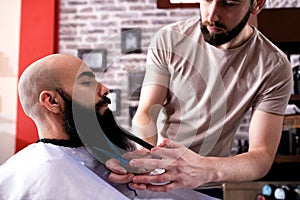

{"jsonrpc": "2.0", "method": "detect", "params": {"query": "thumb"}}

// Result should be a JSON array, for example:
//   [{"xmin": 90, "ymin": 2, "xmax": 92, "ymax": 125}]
[
  {"xmin": 105, "ymin": 158, "xmax": 127, "ymax": 174},
  {"xmin": 153, "ymin": 138, "xmax": 184, "ymax": 151}
]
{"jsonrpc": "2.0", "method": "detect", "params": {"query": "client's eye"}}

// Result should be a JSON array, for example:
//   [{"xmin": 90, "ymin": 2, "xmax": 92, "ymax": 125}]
[
  {"xmin": 223, "ymin": 0, "xmax": 239, "ymax": 7},
  {"xmin": 82, "ymin": 81, "xmax": 92, "ymax": 86}
]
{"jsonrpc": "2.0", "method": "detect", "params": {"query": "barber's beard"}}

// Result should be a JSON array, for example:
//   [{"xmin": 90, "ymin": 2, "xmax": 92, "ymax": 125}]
[
  {"xmin": 200, "ymin": 9, "xmax": 252, "ymax": 46},
  {"xmin": 61, "ymin": 92, "xmax": 135, "ymax": 151}
]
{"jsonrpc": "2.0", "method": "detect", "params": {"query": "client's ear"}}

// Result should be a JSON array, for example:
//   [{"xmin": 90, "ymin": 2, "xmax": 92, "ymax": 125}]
[
  {"xmin": 251, "ymin": 0, "xmax": 266, "ymax": 15},
  {"xmin": 39, "ymin": 91, "xmax": 63, "ymax": 113}
]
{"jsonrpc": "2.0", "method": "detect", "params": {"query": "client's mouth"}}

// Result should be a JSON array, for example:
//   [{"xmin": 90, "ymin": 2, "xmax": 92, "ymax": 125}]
[{"xmin": 95, "ymin": 96, "xmax": 111, "ymax": 109}]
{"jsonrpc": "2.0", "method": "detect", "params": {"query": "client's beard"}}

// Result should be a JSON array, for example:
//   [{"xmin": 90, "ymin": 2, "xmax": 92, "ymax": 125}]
[
  {"xmin": 62, "ymin": 98, "xmax": 82, "ymax": 145},
  {"xmin": 60, "ymin": 90, "xmax": 135, "ymax": 152}
]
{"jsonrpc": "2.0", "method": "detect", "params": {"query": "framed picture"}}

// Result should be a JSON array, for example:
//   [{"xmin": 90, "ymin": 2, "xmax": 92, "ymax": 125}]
[
  {"xmin": 128, "ymin": 71, "xmax": 145, "ymax": 100},
  {"xmin": 107, "ymin": 89, "xmax": 121, "ymax": 116},
  {"xmin": 78, "ymin": 49, "xmax": 107, "ymax": 72},
  {"xmin": 121, "ymin": 28, "xmax": 142, "ymax": 54}
]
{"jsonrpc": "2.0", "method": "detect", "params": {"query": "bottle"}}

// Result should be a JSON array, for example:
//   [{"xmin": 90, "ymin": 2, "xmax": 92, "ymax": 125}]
[
  {"xmin": 274, "ymin": 185, "xmax": 297, "ymax": 200},
  {"xmin": 242, "ymin": 139, "xmax": 249, "ymax": 152},
  {"xmin": 237, "ymin": 139, "xmax": 243, "ymax": 154},
  {"xmin": 297, "ymin": 67, "xmax": 300, "ymax": 94},
  {"xmin": 261, "ymin": 184, "xmax": 277, "ymax": 199},
  {"xmin": 295, "ymin": 185, "xmax": 300, "ymax": 199},
  {"xmin": 292, "ymin": 66, "xmax": 299, "ymax": 94}
]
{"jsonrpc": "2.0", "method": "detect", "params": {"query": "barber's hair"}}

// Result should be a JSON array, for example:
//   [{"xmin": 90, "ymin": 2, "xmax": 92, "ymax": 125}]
[{"xmin": 18, "ymin": 62, "xmax": 61, "ymax": 119}]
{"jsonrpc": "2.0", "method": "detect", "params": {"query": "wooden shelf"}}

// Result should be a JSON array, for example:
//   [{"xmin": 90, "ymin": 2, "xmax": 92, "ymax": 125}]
[
  {"xmin": 274, "ymin": 155, "xmax": 300, "ymax": 163},
  {"xmin": 290, "ymin": 94, "xmax": 300, "ymax": 101},
  {"xmin": 283, "ymin": 114, "xmax": 300, "ymax": 129}
]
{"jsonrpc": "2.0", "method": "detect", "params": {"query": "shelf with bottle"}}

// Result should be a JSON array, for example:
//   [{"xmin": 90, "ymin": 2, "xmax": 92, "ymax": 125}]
[
  {"xmin": 289, "ymin": 94, "xmax": 300, "ymax": 101},
  {"xmin": 223, "ymin": 181, "xmax": 300, "ymax": 200},
  {"xmin": 274, "ymin": 155, "xmax": 300, "ymax": 163},
  {"xmin": 283, "ymin": 114, "xmax": 300, "ymax": 129}
]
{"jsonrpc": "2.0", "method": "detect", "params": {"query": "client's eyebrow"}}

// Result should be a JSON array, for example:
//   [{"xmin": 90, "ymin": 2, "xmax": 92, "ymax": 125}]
[{"xmin": 77, "ymin": 71, "xmax": 96, "ymax": 80}]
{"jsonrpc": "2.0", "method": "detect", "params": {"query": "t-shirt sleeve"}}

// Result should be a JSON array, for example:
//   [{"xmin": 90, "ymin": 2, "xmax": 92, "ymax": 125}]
[
  {"xmin": 253, "ymin": 57, "xmax": 293, "ymax": 115},
  {"xmin": 143, "ymin": 28, "xmax": 171, "ymax": 88}
]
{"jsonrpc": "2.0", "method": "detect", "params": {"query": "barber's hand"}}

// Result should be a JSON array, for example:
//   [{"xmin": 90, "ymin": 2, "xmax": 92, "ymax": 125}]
[
  {"xmin": 105, "ymin": 158, "xmax": 134, "ymax": 184},
  {"xmin": 122, "ymin": 150, "xmax": 158, "ymax": 174},
  {"xmin": 105, "ymin": 149, "xmax": 154, "ymax": 184},
  {"xmin": 128, "ymin": 138, "xmax": 213, "ymax": 192}
]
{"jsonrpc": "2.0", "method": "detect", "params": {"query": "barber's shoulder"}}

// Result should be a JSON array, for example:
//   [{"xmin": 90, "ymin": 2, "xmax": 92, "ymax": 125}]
[
  {"xmin": 254, "ymin": 28, "xmax": 291, "ymax": 69},
  {"xmin": 255, "ymin": 29, "xmax": 288, "ymax": 58},
  {"xmin": 152, "ymin": 16, "xmax": 200, "ymax": 43},
  {"xmin": 161, "ymin": 16, "xmax": 200, "ymax": 32}
]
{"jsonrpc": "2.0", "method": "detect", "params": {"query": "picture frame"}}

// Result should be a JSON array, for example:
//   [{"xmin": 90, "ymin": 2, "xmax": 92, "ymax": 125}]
[
  {"xmin": 107, "ymin": 89, "xmax": 121, "ymax": 116},
  {"xmin": 78, "ymin": 49, "xmax": 107, "ymax": 72},
  {"xmin": 128, "ymin": 71, "xmax": 145, "ymax": 100},
  {"xmin": 121, "ymin": 28, "xmax": 142, "ymax": 54}
]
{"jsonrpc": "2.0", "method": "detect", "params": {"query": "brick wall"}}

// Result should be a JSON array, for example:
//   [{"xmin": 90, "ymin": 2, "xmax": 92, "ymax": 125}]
[
  {"xmin": 59, "ymin": 0, "xmax": 300, "ymax": 135},
  {"xmin": 59, "ymin": 0, "xmax": 199, "ymax": 129},
  {"xmin": 265, "ymin": 0, "xmax": 300, "ymax": 8}
]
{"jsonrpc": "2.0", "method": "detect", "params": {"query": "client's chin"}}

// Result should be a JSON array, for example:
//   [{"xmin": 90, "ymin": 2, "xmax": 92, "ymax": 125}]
[{"xmin": 98, "ymin": 105, "xmax": 110, "ymax": 116}]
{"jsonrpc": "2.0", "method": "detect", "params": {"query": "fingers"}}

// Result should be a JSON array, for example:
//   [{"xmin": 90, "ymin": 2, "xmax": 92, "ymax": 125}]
[
  {"xmin": 120, "ymin": 140, "xmax": 202, "ymax": 192},
  {"xmin": 128, "ymin": 182, "xmax": 147, "ymax": 190},
  {"xmin": 122, "ymin": 150, "xmax": 152, "ymax": 160},
  {"xmin": 105, "ymin": 158, "xmax": 127, "ymax": 174},
  {"xmin": 129, "ymin": 158, "xmax": 169, "ymax": 170},
  {"xmin": 129, "ymin": 146, "xmax": 188, "ymax": 171},
  {"xmin": 129, "ymin": 181, "xmax": 178, "ymax": 192},
  {"xmin": 155, "ymin": 138, "xmax": 184, "ymax": 149},
  {"xmin": 130, "ymin": 172, "xmax": 178, "ymax": 192},
  {"xmin": 146, "ymin": 182, "xmax": 178, "ymax": 192},
  {"xmin": 105, "ymin": 158, "xmax": 135, "ymax": 184},
  {"xmin": 156, "ymin": 138, "xmax": 171, "ymax": 147},
  {"xmin": 152, "ymin": 147, "xmax": 187, "ymax": 160},
  {"xmin": 152, "ymin": 139, "xmax": 187, "ymax": 160},
  {"xmin": 132, "ymin": 172, "xmax": 172, "ymax": 185},
  {"xmin": 108, "ymin": 172, "xmax": 134, "ymax": 184}
]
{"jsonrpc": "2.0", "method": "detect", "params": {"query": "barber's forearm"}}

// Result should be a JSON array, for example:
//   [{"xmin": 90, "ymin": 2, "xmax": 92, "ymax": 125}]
[
  {"xmin": 132, "ymin": 114, "xmax": 158, "ymax": 146},
  {"xmin": 208, "ymin": 110, "xmax": 282, "ymax": 183},
  {"xmin": 206, "ymin": 150, "xmax": 274, "ymax": 183},
  {"xmin": 142, "ymin": 135, "xmax": 157, "ymax": 146}
]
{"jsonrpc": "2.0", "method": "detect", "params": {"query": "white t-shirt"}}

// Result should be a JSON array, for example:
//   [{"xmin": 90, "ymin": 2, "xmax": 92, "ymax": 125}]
[{"xmin": 144, "ymin": 16, "xmax": 293, "ymax": 156}]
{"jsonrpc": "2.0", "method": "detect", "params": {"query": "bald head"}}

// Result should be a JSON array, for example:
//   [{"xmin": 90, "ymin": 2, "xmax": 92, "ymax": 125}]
[{"xmin": 18, "ymin": 53, "xmax": 84, "ymax": 119}]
